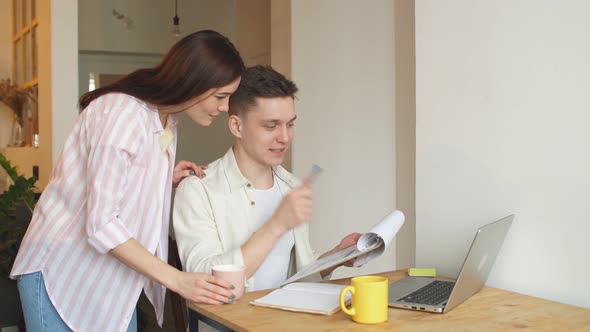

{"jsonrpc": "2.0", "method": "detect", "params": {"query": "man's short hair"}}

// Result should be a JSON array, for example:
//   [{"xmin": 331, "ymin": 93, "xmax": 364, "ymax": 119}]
[{"xmin": 229, "ymin": 65, "xmax": 298, "ymax": 117}]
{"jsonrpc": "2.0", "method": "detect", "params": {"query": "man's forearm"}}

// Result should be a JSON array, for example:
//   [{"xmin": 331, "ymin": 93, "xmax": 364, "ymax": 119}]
[{"xmin": 240, "ymin": 219, "xmax": 286, "ymax": 278}]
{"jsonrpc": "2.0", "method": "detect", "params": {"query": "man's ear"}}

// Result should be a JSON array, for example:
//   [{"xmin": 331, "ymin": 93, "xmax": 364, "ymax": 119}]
[{"xmin": 228, "ymin": 114, "xmax": 243, "ymax": 138}]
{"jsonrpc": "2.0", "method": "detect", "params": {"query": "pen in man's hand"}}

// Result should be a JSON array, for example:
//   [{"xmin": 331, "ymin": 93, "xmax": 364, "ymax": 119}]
[{"xmin": 307, "ymin": 164, "xmax": 323, "ymax": 185}]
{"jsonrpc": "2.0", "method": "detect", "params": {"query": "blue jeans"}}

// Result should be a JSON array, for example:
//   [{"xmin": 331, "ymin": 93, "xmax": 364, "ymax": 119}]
[{"xmin": 17, "ymin": 271, "xmax": 137, "ymax": 332}]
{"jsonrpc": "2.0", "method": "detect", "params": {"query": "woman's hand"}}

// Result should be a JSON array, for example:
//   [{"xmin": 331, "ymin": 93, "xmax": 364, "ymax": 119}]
[
  {"xmin": 109, "ymin": 239, "xmax": 234, "ymax": 305},
  {"xmin": 173, "ymin": 160, "xmax": 207, "ymax": 186},
  {"xmin": 174, "ymin": 271, "xmax": 235, "ymax": 305}
]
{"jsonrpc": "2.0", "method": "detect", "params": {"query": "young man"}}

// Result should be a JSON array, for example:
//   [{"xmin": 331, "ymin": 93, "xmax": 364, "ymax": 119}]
[{"xmin": 173, "ymin": 66, "xmax": 359, "ymax": 292}]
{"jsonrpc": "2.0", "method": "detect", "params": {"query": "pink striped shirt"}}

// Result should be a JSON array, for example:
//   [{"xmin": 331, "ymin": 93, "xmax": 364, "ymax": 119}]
[{"xmin": 11, "ymin": 93, "xmax": 177, "ymax": 331}]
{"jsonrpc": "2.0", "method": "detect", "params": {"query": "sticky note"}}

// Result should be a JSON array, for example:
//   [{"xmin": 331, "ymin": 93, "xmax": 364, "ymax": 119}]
[{"xmin": 408, "ymin": 268, "xmax": 436, "ymax": 277}]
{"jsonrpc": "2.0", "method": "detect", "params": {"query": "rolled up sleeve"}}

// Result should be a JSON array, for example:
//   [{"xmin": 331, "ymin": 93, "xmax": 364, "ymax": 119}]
[{"xmin": 88, "ymin": 218, "xmax": 133, "ymax": 254}]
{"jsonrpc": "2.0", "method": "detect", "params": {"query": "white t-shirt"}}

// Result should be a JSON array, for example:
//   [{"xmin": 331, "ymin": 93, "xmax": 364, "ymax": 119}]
[{"xmin": 251, "ymin": 177, "xmax": 295, "ymax": 290}]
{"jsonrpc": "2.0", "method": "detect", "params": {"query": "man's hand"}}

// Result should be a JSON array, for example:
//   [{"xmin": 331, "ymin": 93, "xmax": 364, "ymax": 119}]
[
  {"xmin": 319, "ymin": 232, "xmax": 362, "ymax": 278},
  {"xmin": 269, "ymin": 182, "xmax": 313, "ymax": 233},
  {"xmin": 335, "ymin": 233, "xmax": 362, "ymax": 255}
]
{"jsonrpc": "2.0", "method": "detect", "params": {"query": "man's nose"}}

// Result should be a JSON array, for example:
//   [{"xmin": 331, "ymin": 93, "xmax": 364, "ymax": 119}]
[{"xmin": 277, "ymin": 126, "xmax": 289, "ymax": 142}]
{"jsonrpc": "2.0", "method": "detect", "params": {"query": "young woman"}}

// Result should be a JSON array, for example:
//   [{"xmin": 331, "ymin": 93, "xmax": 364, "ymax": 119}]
[{"xmin": 10, "ymin": 30, "xmax": 244, "ymax": 332}]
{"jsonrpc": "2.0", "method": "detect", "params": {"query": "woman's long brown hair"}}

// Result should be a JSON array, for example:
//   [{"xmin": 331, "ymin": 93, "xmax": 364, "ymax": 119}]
[{"xmin": 79, "ymin": 30, "xmax": 244, "ymax": 110}]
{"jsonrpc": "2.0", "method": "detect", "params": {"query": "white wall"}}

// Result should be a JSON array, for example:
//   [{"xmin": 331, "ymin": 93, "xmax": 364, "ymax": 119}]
[
  {"xmin": 51, "ymin": 0, "xmax": 79, "ymax": 162},
  {"xmin": 416, "ymin": 0, "xmax": 590, "ymax": 308},
  {"xmin": 291, "ymin": 0, "xmax": 397, "ymax": 278}
]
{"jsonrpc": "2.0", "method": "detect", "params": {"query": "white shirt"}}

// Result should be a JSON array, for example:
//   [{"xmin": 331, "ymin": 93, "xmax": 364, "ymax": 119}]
[
  {"xmin": 173, "ymin": 148, "xmax": 324, "ymax": 292},
  {"xmin": 251, "ymin": 178, "xmax": 295, "ymax": 290}
]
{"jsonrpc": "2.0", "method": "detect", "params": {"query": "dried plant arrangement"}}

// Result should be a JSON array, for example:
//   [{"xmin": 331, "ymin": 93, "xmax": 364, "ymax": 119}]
[{"xmin": 0, "ymin": 79, "xmax": 37, "ymax": 126}]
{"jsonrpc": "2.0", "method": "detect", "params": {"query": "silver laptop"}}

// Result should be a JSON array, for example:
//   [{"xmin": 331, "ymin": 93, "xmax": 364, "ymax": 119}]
[{"xmin": 388, "ymin": 214, "xmax": 514, "ymax": 313}]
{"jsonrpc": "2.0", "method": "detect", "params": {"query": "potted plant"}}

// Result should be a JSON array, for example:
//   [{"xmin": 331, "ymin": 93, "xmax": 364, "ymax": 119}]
[
  {"xmin": 0, "ymin": 152, "xmax": 36, "ymax": 329},
  {"xmin": 0, "ymin": 152, "xmax": 36, "ymax": 276}
]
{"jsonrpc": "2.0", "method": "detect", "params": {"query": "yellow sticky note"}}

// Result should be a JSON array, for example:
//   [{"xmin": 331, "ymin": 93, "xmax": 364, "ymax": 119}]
[{"xmin": 408, "ymin": 268, "xmax": 436, "ymax": 277}]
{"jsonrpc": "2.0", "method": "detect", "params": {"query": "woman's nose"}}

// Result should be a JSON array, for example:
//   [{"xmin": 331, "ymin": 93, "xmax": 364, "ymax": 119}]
[{"xmin": 218, "ymin": 100, "xmax": 229, "ymax": 112}]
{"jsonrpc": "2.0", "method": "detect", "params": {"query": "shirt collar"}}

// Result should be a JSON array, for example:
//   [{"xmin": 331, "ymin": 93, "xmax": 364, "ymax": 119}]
[
  {"xmin": 220, "ymin": 147, "xmax": 300, "ymax": 192},
  {"xmin": 147, "ymin": 104, "xmax": 178, "ymax": 152},
  {"xmin": 221, "ymin": 147, "xmax": 250, "ymax": 192},
  {"xmin": 148, "ymin": 104, "xmax": 178, "ymax": 134}
]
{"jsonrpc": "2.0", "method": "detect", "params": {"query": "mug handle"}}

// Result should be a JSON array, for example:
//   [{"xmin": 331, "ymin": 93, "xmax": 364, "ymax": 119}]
[{"xmin": 339, "ymin": 286, "xmax": 355, "ymax": 316}]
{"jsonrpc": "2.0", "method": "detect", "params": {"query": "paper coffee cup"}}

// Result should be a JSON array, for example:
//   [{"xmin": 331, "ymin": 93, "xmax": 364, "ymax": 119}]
[{"xmin": 212, "ymin": 264, "xmax": 245, "ymax": 300}]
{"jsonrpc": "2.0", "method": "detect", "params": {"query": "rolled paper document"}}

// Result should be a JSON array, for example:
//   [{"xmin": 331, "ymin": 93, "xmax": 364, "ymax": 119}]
[
  {"xmin": 281, "ymin": 210, "xmax": 405, "ymax": 285},
  {"xmin": 354, "ymin": 210, "xmax": 405, "ymax": 267}
]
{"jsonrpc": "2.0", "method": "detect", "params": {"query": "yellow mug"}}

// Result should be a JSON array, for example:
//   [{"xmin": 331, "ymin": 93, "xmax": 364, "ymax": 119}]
[{"xmin": 339, "ymin": 276, "xmax": 389, "ymax": 324}]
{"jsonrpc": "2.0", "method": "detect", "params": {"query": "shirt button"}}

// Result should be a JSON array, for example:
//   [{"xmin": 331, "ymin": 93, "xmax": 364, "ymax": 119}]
[
  {"xmin": 246, "ymin": 183, "xmax": 251, "ymax": 188},
  {"xmin": 251, "ymin": 201, "xmax": 255, "ymax": 205}
]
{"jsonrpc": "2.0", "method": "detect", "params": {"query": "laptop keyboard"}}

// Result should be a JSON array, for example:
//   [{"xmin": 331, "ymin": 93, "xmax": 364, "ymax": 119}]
[{"xmin": 399, "ymin": 280, "xmax": 455, "ymax": 306}]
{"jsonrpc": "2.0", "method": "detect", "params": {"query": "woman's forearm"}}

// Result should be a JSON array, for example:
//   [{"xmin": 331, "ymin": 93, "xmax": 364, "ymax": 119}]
[{"xmin": 110, "ymin": 238, "xmax": 180, "ymax": 292}]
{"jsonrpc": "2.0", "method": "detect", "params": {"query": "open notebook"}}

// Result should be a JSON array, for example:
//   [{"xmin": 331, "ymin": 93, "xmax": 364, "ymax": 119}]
[{"xmin": 250, "ymin": 282, "xmax": 351, "ymax": 315}]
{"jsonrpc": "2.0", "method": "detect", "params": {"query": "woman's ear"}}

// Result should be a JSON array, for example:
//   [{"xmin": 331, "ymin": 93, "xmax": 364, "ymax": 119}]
[{"xmin": 228, "ymin": 114, "xmax": 243, "ymax": 138}]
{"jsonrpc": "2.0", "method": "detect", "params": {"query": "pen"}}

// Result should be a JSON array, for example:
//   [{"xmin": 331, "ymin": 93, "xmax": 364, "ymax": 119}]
[{"xmin": 307, "ymin": 164, "xmax": 323, "ymax": 184}]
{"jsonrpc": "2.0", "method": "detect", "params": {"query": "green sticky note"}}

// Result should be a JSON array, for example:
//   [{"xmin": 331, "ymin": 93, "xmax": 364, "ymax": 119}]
[{"xmin": 408, "ymin": 268, "xmax": 436, "ymax": 277}]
